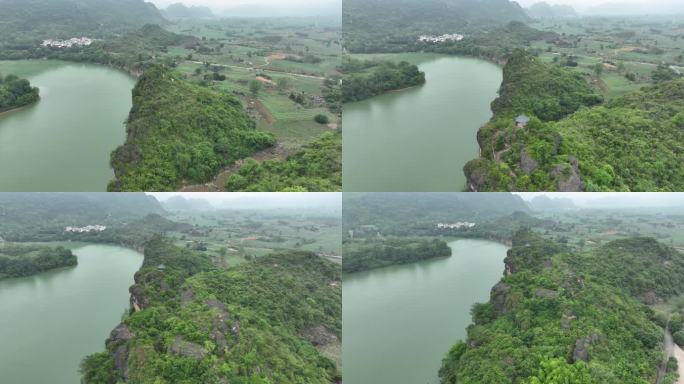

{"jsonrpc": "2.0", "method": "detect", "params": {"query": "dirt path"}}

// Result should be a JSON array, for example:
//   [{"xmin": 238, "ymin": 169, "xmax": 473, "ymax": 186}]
[
  {"xmin": 247, "ymin": 97, "xmax": 275, "ymax": 124},
  {"xmin": 657, "ymin": 329, "xmax": 674, "ymax": 384},
  {"xmin": 186, "ymin": 60, "xmax": 326, "ymax": 80},
  {"xmin": 675, "ymin": 344, "xmax": 684, "ymax": 384},
  {"xmin": 657, "ymin": 326, "xmax": 684, "ymax": 384},
  {"xmin": 180, "ymin": 143, "xmax": 295, "ymax": 192}
]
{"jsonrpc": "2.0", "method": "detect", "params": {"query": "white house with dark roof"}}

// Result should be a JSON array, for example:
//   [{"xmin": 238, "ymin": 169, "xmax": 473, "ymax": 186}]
[{"xmin": 516, "ymin": 115, "xmax": 530, "ymax": 128}]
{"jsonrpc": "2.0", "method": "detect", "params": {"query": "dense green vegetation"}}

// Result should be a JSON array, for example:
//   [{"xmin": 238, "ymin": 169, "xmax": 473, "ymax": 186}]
[
  {"xmin": 225, "ymin": 131, "xmax": 341, "ymax": 192},
  {"xmin": 343, "ymin": 0, "xmax": 530, "ymax": 55},
  {"xmin": 0, "ymin": 244, "xmax": 76, "ymax": 278},
  {"xmin": 0, "ymin": 0, "xmax": 165, "ymax": 40},
  {"xmin": 0, "ymin": 193, "xmax": 164, "ymax": 242},
  {"xmin": 81, "ymin": 236, "xmax": 341, "ymax": 384},
  {"xmin": 439, "ymin": 229, "xmax": 684, "ymax": 383},
  {"xmin": 0, "ymin": 73, "xmax": 40, "ymax": 113},
  {"xmin": 490, "ymin": 50, "xmax": 603, "ymax": 121},
  {"xmin": 343, "ymin": 238, "xmax": 451, "ymax": 273},
  {"xmin": 109, "ymin": 65, "xmax": 275, "ymax": 191},
  {"xmin": 341, "ymin": 59, "xmax": 425, "ymax": 102},
  {"xmin": 464, "ymin": 50, "xmax": 684, "ymax": 192}
]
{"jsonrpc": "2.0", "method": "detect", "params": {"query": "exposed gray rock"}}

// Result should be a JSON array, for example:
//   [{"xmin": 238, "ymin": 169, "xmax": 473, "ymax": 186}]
[
  {"xmin": 113, "ymin": 345, "xmax": 129, "ymax": 380},
  {"xmin": 491, "ymin": 282, "xmax": 510, "ymax": 315},
  {"xmin": 181, "ymin": 288, "xmax": 194, "ymax": 307},
  {"xmin": 169, "ymin": 336, "xmax": 206, "ymax": 360},
  {"xmin": 110, "ymin": 324, "xmax": 134, "ymax": 342},
  {"xmin": 573, "ymin": 333, "xmax": 600, "ymax": 362},
  {"xmin": 520, "ymin": 147, "xmax": 539, "ymax": 174},
  {"xmin": 552, "ymin": 156, "xmax": 583, "ymax": 192},
  {"xmin": 300, "ymin": 325, "xmax": 339, "ymax": 346},
  {"xmin": 534, "ymin": 288, "xmax": 560, "ymax": 299},
  {"xmin": 637, "ymin": 291, "xmax": 663, "ymax": 305}
]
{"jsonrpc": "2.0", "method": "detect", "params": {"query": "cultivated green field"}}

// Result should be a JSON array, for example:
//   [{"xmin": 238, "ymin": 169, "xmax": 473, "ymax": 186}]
[
  {"xmin": 163, "ymin": 209, "xmax": 342, "ymax": 266},
  {"xmin": 530, "ymin": 16, "xmax": 684, "ymax": 99},
  {"xmin": 164, "ymin": 17, "xmax": 341, "ymax": 151}
]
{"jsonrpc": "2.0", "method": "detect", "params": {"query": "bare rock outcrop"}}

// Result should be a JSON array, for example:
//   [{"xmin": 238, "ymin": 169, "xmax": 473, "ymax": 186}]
[
  {"xmin": 520, "ymin": 147, "xmax": 539, "ymax": 174},
  {"xmin": 491, "ymin": 282, "xmax": 511, "ymax": 315},
  {"xmin": 300, "ymin": 325, "xmax": 339, "ymax": 346},
  {"xmin": 169, "ymin": 336, "xmax": 206, "ymax": 360}
]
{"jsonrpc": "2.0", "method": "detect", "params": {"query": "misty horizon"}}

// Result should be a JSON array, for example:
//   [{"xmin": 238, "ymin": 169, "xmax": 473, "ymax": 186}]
[{"xmin": 149, "ymin": 0, "xmax": 341, "ymax": 17}]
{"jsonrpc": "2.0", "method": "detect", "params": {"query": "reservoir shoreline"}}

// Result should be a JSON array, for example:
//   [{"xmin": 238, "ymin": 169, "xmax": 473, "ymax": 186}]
[
  {"xmin": 343, "ymin": 53, "xmax": 502, "ymax": 192},
  {"xmin": 343, "ymin": 239, "xmax": 509, "ymax": 383},
  {"xmin": 0, "ymin": 60, "xmax": 136, "ymax": 191}
]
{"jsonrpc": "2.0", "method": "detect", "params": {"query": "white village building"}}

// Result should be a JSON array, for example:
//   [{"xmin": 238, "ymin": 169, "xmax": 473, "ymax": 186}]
[
  {"xmin": 65, "ymin": 225, "xmax": 107, "ymax": 233},
  {"xmin": 42, "ymin": 37, "xmax": 94, "ymax": 48},
  {"xmin": 418, "ymin": 34, "xmax": 465, "ymax": 43}
]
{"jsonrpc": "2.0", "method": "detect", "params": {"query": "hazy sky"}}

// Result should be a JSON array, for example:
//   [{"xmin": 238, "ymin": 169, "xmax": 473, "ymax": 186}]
[
  {"xmin": 515, "ymin": 192, "xmax": 684, "ymax": 208},
  {"xmin": 149, "ymin": 0, "xmax": 340, "ymax": 12},
  {"xmin": 514, "ymin": 0, "xmax": 684, "ymax": 12},
  {"xmin": 147, "ymin": 192, "xmax": 341, "ymax": 210}
]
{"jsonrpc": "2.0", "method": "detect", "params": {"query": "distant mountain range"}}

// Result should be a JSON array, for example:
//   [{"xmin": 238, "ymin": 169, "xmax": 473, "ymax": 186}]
[
  {"xmin": 160, "ymin": 196, "xmax": 214, "ymax": 211},
  {"xmin": 526, "ymin": 2, "xmax": 577, "ymax": 19},
  {"xmin": 162, "ymin": 2, "xmax": 213, "ymax": 19},
  {"xmin": 584, "ymin": 1, "xmax": 684, "ymax": 16},
  {"xmin": 527, "ymin": 195, "xmax": 576, "ymax": 210},
  {"xmin": 221, "ymin": 0, "xmax": 341, "ymax": 18}
]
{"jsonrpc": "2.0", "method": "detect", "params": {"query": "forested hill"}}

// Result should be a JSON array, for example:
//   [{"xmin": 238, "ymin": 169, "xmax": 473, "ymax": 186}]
[
  {"xmin": 109, "ymin": 65, "xmax": 275, "ymax": 192},
  {"xmin": 0, "ymin": 0, "xmax": 166, "ymax": 38},
  {"xmin": 0, "ymin": 193, "xmax": 165, "ymax": 241},
  {"xmin": 343, "ymin": 193, "xmax": 529, "ymax": 234},
  {"xmin": 343, "ymin": 0, "xmax": 530, "ymax": 53},
  {"xmin": 81, "ymin": 236, "xmax": 342, "ymax": 383},
  {"xmin": 439, "ymin": 230, "xmax": 684, "ymax": 383},
  {"xmin": 465, "ymin": 50, "xmax": 684, "ymax": 192}
]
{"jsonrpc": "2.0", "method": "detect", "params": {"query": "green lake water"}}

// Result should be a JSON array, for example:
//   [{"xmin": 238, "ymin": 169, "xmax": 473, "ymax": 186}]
[
  {"xmin": 0, "ymin": 244, "xmax": 143, "ymax": 383},
  {"xmin": 343, "ymin": 54, "xmax": 502, "ymax": 191},
  {"xmin": 0, "ymin": 61, "xmax": 135, "ymax": 191},
  {"xmin": 342, "ymin": 239, "xmax": 508, "ymax": 384}
]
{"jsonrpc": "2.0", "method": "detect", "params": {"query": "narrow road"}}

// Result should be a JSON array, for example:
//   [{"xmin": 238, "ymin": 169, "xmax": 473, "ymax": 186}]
[
  {"xmin": 656, "ymin": 328, "xmax": 674, "ymax": 384},
  {"xmin": 657, "ymin": 324, "xmax": 684, "ymax": 384},
  {"xmin": 180, "ymin": 143, "xmax": 295, "ymax": 192},
  {"xmin": 186, "ymin": 60, "xmax": 326, "ymax": 80}
]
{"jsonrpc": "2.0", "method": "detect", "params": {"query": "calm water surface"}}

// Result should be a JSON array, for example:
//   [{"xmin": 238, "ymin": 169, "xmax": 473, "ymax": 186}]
[
  {"xmin": 343, "ymin": 239, "xmax": 508, "ymax": 384},
  {"xmin": 0, "ymin": 244, "xmax": 143, "ymax": 383},
  {"xmin": 343, "ymin": 54, "xmax": 502, "ymax": 191},
  {"xmin": 0, "ymin": 61, "xmax": 135, "ymax": 191}
]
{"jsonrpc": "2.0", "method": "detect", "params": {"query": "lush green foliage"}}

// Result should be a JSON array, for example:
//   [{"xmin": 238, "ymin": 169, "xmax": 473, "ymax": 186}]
[
  {"xmin": 440, "ymin": 230, "xmax": 681, "ymax": 383},
  {"xmin": 465, "ymin": 50, "xmax": 684, "ymax": 192},
  {"xmin": 109, "ymin": 65, "xmax": 275, "ymax": 191},
  {"xmin": 0, "ymin": 244, "xmax": 76, "ymax": 278},
  {"xmin": 490, "ymin": 50, "xmax": 603, "ymax": 121},
  {"xmin": 0, "ymin": 0, "xmax": 165, "ymax": 40},
  {"xmin": 341, "ymin": 59, "xmax": 425, "ymax": 102},
  {"xmin": 81, "ymin": 236, "xmax": 341, "ymax": 384},
  {"xmin": 225, "ymin": 131, "xmax": 341, "ymax": 192},
  {"xmin": 343, "ymin": 237, "xmax": 451, "ymax": 273},
  {"xmin": 0, "ymin": 73, "xmax": 40, "ymax": 112},
  {"xmin": 0, "ymin": 193, "xmax": 164, "ymax": 242}
]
